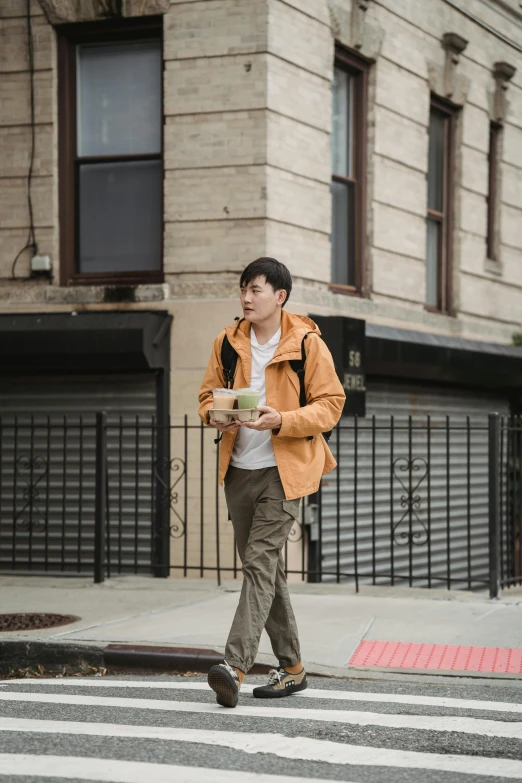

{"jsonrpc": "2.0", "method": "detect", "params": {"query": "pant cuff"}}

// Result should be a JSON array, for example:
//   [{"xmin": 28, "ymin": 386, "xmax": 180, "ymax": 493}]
[
  {"xmin": 225, "ymin": 658, "xmax": 247, "ymax": 674},
  {"xmin": 278, "ymin": 656, "xmax": 301, "ymax": 668}
]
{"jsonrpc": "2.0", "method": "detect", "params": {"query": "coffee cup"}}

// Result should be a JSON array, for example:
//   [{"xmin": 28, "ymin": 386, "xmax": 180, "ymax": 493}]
[
  {"xmin": 236, "ymin": 388, "xmax": 261, "ymax": 410},
  {"xmin": 212, "ymin": 388, "xmax": 237, "ymax": 409}
]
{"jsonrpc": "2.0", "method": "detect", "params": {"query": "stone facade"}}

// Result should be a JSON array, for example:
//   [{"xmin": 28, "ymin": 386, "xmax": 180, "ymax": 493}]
[{"xmin": 0, "ymin": 0, "xmax": 521, "ymax": 419}]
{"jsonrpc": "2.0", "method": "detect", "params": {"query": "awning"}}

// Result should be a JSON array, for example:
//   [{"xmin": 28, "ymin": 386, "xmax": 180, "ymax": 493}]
[
  {"xmin": 366, "ymin": 323, "xmax": 522, "ymax": 389},
  {"xmin": 0, "ymin": 311, "xmax": 172, "ymax": 373}
]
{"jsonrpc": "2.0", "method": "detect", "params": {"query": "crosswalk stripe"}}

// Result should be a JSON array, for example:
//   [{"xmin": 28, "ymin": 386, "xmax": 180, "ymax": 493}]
[
  {"xmin": 0, "ymin": 753, "xmax": 343, "ymax": 783},
  {"xmin": 0, "ymin": 691, "xmax": 521, "ymax": 739},
  {"xmin": 1, "ymin": 719, "xmax": 521, "ymax": 779},
  {"xmin": 3, "ymin": 678, "xmax": 521, "ymax": 714}
]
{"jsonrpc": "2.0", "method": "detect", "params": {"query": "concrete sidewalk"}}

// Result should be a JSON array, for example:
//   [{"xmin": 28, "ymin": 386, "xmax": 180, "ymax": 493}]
[{"xmin": 1, "ymin": 576, "xmax": 522, "ymax": 678}]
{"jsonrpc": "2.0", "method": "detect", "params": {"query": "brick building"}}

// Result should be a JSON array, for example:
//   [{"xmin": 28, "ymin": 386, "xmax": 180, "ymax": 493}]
[{"xmin": 0, "ymin": 0, "xmax": 521, "ymax": 577}]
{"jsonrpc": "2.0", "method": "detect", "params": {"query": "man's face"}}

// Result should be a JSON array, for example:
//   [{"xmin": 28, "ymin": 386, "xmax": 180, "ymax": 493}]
[{"xmin": 240, "ymin": 276, "xmax": 286, "ymax": 324}]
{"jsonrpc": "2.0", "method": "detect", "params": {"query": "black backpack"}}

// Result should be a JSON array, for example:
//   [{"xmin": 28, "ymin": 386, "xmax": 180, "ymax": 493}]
[{"xmin": 220, "ymin": 332, "xmax": 332, "ymax": 443}]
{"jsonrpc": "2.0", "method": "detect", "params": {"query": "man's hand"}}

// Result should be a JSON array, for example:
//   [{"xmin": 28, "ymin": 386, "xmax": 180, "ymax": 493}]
[{"xmin": 242, "ymin": 405, "xmax": 282, "ymax": 431}]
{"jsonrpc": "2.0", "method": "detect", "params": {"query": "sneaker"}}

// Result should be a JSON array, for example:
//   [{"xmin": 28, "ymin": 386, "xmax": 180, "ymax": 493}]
[
  {"xmin": 207, "ymin": 660, "xmax": 241, "ymax": 708},
  {"xmin": 252, "ymin": 667, "xmax": 307, "ymax": 699}
]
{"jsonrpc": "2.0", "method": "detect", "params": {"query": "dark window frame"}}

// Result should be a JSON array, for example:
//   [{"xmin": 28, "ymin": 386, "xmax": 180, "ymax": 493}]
[
  {"xmin": 58, "ymin": 16, "xmax": 164, "ymax": 287},
  {"xmin": 487, "ymin": 121, "xmax": 502, "ymax": 262},
  {"xmin": 330, "ymin": 46, "xmax": 368, "ymax": 297},
  {"xmin": 425, "ymin": 95, "xmax": 456, "ymax": 315}
]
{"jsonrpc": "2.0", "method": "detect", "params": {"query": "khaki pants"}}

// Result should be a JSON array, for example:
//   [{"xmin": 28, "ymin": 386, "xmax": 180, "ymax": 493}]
[{"xmin": 224, "ymin": 466, "xmax": 302, "ymax": 673}]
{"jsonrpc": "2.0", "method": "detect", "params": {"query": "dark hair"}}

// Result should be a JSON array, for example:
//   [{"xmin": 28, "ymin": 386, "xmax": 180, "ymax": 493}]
[{"xmin": 239, "ymin": 257, "xmax": 292, "ymax": 307}]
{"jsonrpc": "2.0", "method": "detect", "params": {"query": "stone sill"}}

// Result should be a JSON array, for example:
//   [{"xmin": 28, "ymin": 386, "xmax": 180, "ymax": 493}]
[{"xmin": 0, "ymin": 282, "xmax": 170, "ymax": 305}]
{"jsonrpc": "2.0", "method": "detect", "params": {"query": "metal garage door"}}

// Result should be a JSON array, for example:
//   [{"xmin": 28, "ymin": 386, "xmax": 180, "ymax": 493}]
[
  {"xmin": 0, "ymin": 374, "xmax": 157, "ymax": 575},
  {"xmin": 320, "ymin": 382, "xmax": 510, "ymax": 588}
]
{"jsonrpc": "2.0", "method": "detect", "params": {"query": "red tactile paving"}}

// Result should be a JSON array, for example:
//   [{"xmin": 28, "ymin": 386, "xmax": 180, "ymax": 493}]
[{"xmin": 349, "ymin": 640, "xmax": 522, "ymax": 674}]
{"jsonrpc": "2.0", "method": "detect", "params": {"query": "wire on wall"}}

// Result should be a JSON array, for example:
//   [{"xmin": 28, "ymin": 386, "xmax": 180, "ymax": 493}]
[{"xmin": 11, "ymin": 0, "xmax": 38, "ymax": 280}]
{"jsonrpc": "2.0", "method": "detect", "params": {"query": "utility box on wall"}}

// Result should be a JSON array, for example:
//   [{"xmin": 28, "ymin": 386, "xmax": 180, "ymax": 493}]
[{"xmin": 310, "ymin": 315, "xmax": 366, "ymax": 417}]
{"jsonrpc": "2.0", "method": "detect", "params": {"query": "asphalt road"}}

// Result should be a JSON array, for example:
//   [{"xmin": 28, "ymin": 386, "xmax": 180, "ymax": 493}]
[{"xmin": 0, "ymin": 672, "xmax": 521, "ymax": 782}]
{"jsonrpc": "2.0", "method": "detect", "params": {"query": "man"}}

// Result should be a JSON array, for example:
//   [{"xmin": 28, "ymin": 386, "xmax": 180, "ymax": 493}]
[{"xmin": 198, "ymin": 257, "xmax": 345, "ymax": 708}]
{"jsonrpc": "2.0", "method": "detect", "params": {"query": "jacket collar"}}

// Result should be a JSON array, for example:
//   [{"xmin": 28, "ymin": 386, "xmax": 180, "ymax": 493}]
[{"xmin": 225, "ymin": 310, "xmax": 321, "ymax": 363}]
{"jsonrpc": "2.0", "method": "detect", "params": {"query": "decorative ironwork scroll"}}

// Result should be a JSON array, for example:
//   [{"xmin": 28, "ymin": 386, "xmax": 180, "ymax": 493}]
[
  {"xmin": 14, "ymin": 455, "xmax": 48, "ymax": 533},
  {"xmin": 392, "ymin": 456, "xmax": 429, "ymax": 546},
  {"xmin": 154, "ymin": 457, "xmax": 186, "ymax": 539}
]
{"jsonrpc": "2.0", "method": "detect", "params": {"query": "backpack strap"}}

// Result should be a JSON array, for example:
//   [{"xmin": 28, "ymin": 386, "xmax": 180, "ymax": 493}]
[
  {"xmin": 214, "ymin": 333, "xmax": 239, "ymax": 445},
  {"xmin": 221, "ymin": 334, "xmax": 238, "ymax": 389},
  {"xmin": 289, "ymin": 335, "xmax": 313, "ymax": 441},
  {"xmin": 289, "ymin": 334, "xmax": 308, "ymax": 408},
  {"xmin": 289, "ymin": 333, "xmax": 333, "ymax": 443}
]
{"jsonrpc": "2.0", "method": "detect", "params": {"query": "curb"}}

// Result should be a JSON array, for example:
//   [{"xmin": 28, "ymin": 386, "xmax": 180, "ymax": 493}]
[
  {"xmin": 104, "ymin": 644, "xmax": 270, "ymax": 674},
  {"xmin": 0, "ymin": 640, "xmax": 271, "ymax": 676},
  {"xmin": 4, "ymin": 639, "xmax": 519, "ymax": 682},
  {"xmin": 0, "ymin": 640, "xmax": 105, "ymax": 675}
]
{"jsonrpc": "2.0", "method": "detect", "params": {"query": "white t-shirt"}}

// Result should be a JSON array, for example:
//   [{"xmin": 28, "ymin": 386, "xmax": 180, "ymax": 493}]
[{"xmin": 230, "ymin": 326, "xmax": 281, "ymax": 470}]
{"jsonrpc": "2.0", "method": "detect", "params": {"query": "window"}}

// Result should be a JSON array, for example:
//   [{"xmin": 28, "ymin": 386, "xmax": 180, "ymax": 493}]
[
  {"xmin": 487, "ymin": 122, "xmax": 501, "ymax": 262},
  {"xmin": 426, "ymin": 97, "xmax": 456, "ymax": 313},
  {"xmin": 331, "ymin": 49, "xmax": 368, "ymax": 293},
  {"xmin": 58, "ymin": 19, "xmax": 163, "ymax": 285}
]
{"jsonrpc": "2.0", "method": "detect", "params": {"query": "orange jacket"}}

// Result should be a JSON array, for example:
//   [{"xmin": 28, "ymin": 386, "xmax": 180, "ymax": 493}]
[{"xmin": 198, "ymin": 310, "xmax": 346, "ymax": 500}]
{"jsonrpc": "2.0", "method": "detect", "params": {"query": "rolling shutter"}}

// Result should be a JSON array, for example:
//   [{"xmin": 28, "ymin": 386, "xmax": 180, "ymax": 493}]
[
  {"xmin": 0, "ymin": 374, "xmax": 157, "ymax": 575},
  {"xmin": 320, "ymin": 382, "xmax": 510, "ymax": 588}
]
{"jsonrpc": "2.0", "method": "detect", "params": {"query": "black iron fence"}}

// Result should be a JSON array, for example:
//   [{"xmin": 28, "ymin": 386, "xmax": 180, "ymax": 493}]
[{"xmin": 0, "ymin": 412, "xmax": 520, "ymax": 597}]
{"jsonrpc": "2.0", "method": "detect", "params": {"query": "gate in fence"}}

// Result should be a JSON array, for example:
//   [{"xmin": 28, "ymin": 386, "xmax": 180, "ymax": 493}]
[{"xmin": 0, "ymin": 413, "xmax": 520, "ymax": 596}]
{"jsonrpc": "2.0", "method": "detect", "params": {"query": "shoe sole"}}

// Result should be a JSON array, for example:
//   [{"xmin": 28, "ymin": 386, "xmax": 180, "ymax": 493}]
[
  {"xmin": 208, "ymin": 667, "xmax": 239, "ymax": 708},
  {"xmin": 253, "ymin": 679, "xmax": 308, "ymax": 699}
]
